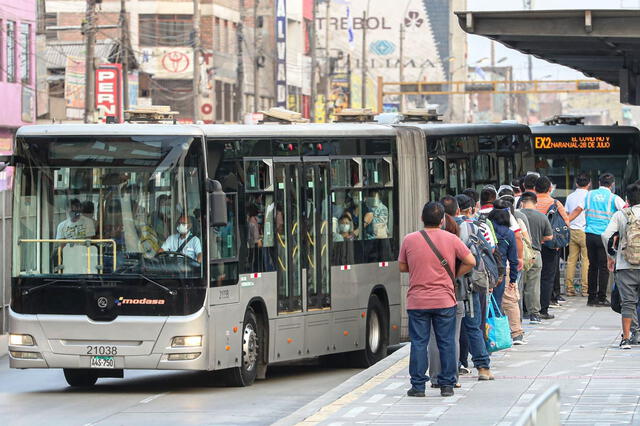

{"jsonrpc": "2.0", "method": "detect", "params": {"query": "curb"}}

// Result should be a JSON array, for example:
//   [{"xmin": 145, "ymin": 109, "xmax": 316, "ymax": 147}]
[{"xmin": 273, "ymin": 343, "xmax": 410, "ymax": 426}]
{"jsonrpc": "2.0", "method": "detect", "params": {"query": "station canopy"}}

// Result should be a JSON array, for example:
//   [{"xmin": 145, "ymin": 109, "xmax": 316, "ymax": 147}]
[{"xmin": 455, "ymin": 9, "xmax": 640, "ymax": 105}]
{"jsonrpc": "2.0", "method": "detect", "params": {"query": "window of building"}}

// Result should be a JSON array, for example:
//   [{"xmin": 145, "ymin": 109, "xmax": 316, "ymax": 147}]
[
  {"xmin": 214, "ymin": 18, "xmax": 221, "ymax": 51},
  {"xmin": 20, "ymin": 23, "xmax": 31, "ymax": 84},
  {"xmin": 139, "ymin": 14, "xmax": 193, "ymax": 47},
  {"xmin": 7, "ymin": 21, "xmax": 15, "ymax": 82},
  {"xmin": 45, "ymin": 13, "xmax": 57, "ymax": 40}
]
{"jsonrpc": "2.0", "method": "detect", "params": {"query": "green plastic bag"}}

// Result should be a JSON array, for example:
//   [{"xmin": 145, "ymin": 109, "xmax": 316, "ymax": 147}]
[{"xmin": 485, "ymin": 294, "xmax": 512, "ymax": 353}]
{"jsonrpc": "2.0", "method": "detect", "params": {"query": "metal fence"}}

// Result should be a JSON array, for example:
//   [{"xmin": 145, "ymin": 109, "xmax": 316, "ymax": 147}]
[
  {"xmin": 515, "ymin": 385, "xmax": 561, "ymax": 426},
  {"xmin": 0, "ymin": 190, "xmax": 11, "ymax": 334}
]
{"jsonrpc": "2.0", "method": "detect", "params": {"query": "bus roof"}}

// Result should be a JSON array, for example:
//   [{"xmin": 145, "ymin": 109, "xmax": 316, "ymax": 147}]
[
  {"xmin": 396, "ymin": 122, "xmax": 531, "ymax": 136},
  {"xmin": 198, "ymin": 123, "xmax": 396, "ymax": 138},
  {"xmin": 530, "ymin": 124, "xmax": 640, "ymax": 135},
  {"xmin": 16, "ymin": 124, "xmax": 204, "ymax": 137}
]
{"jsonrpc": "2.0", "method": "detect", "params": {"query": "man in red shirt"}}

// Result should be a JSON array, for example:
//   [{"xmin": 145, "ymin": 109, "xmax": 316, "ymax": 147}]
[{"xmin": 399, "ymin": 202, "xmax": 476, "ymax": 397}]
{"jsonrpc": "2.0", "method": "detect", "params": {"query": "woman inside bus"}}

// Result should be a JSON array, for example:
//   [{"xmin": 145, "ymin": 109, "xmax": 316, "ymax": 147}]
[{"xmin": 334, "ymin": 213, "xmax": 356, "ymax": 242}]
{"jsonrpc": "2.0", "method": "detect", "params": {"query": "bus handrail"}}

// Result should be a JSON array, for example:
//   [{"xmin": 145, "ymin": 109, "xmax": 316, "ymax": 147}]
[{"xmin": 18, "ymin": 239, "xmax": 118, "ymax": 273}]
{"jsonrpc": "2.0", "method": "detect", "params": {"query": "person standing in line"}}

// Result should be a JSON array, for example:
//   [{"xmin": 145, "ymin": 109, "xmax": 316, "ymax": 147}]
[
  {"xmin": 488, "ymin": 208, "xmax": 519, "ymax": 311},
  {"xmin": 455, "ymin": 194, "xmax": 495, "ymax": 378},
  {"xmin": 534, "ymin": 176, "xmax": 570, "ymax": 320},
  {"xmin": 564, "ymin": 173, "xmax": 591, "ymax": 297},
  {"xmin": 601, "ymin": 183, "xmax": 640, "ymax": 349},
  {"xmin": 399, "ymin": 202, "xmax": 475, "ymax": 398},
  {"xmin": 585, "ymin": 173, "xmax": 625, "ymax": 307},
  {"xmin": 519, "ymin": 192, "xmax": 553, "ymax": 324}
]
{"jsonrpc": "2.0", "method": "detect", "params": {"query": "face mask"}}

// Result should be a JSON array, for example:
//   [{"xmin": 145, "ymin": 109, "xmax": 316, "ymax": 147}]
[
  {"xmin": 177, "ymin": 224, "xmax": 189, "ymax": 234},
  {"xmin": 69, "ymin": 211, "xmax": 81, "ymax": 221},
  {"xmin": 339, "ymin": 223, "xmax": 351, "ymax": 233}
]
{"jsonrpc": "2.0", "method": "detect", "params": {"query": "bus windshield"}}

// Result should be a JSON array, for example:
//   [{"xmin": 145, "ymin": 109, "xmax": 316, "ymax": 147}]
[{"xmin": 12, "ymin": 135, "xmax": 205, "ymax": 280}]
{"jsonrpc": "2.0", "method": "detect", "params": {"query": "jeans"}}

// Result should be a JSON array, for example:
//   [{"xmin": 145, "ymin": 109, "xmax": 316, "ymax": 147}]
[
  {"xmin": 540, "ymin": 247, "xmax": 558, "ymax": 315},
  {"xmin": 408, "ymin": 306, "xmax": 457, "ymax": 391},
  {"xmin": 428, "ymin": 302, "xmax": 464, "ymax": 385},
  {"xmin": 566, "ymin": 229, "xmax": 589, "ymax": 295},
  {"xmin": 461, "ymin": 292, "xmax": 491, "ymax": 369},
  {"xmin": 493, "ymin": 279, "xmax": 506, "ymax": 312},
  {"xmin": 586, "ymin": 232, "xmax": 609, "ymax": 302},
  {"xmin": 459, "ymin": 324, "xmax": 469, "ymax": 368}
]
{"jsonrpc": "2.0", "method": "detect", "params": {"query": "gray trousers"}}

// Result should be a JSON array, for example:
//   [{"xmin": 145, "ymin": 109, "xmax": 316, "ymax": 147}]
[
  {"xmin": 429, "ymin": 301, "xmax": 464, "ymax": 385},
  {"xmin": 616, "ymin": 269, "xmax": 640, "ymax": 319},
  {"xmin": 522, "ymin": 251, "xmax": 543, "ymax": 316}
]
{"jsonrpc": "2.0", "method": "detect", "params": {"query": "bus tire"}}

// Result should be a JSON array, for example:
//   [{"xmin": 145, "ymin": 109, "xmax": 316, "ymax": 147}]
[
  {"xmin": 63, "ymin": 369, "xmax": 98, "ymax": 387},
  {"xmin": 350, "ymin": 294, "xmax": 388, "ymax": 368},
  {"xmin": 225, "ymin": 308, "xmax": 260, "ymax": 387}
]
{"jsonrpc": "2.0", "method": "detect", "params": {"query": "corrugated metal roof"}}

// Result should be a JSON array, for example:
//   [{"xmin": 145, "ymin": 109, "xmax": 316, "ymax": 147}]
[{"xmin": 44, "ymin": 40, "xmax": 116, "ymax": 69}]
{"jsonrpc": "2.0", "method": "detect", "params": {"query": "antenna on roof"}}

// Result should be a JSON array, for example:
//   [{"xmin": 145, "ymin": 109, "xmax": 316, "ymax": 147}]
[
  {"xmin": 399, "ymin": 108, "xmax": 443, "ymax": 123},
  {"xmin": 543, "ymin": 115, "xmax": 585, "ymax": 126},
  {"xmin": 124, "ymin": 106, "xmax": 179, "ymax": 124},
  {"xmin": 258, "ymin": 107, "xmax": 310, "ymax": 124},
  {"xmin": 333, "ymin": 108, "xmax": 376, "ymax": 123}
]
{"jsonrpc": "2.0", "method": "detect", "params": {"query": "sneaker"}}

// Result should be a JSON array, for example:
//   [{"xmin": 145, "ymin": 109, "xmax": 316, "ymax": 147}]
[
  {"xmin": 620, "ymin": 336, "xmax": 632, "ymax": 350},
  {"xmin": 477, "ymin": 367, "xmax": 495, "ymax": 381},
  {"xmin": 431, "ymin": 383, "xmax": 461, "ymax": 388},
  {"xmin": 529, "ymin": 314, "xmax": 542, "ymax": 324},
  {"xmin": 440, "ymin": 386, "xmax": 454, "ymax": 397},
  {"xmin": 557, "ymin": 295, "xmax": 566, "ymax": 302},
  {"xmin": 512, "ymin": 334, "xmax": 527, "ymax": 345},
  {"xmin": 598, "ymin": 299, "xmax": 611, "ymax": 307},
  {"xmin": 407, "ymin": 388, "xmax": 425, "ymax": 397},
  {"xmin": 549, "ymin": 300, "xmax": 561, "ymax": 307},
  {"xmin": 587, "ymin": 300, "xmax": 598, "ymax": 307},
  {"xmin": 459, "ymin": 366, "xmax": 472, "ymax": 375},
  {"xmin": 539, "ymin": 312, "xmax": 555, "ymax": 320}
]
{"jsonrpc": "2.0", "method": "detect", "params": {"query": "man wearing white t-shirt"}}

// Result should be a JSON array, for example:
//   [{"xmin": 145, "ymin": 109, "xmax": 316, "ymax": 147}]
[
  {"xmin": 56, "ymin": 198, "xmax": 96, "ymax": 240},
  {"xmin": 161, "ymin": 215, "xmax": 202, "ymax": 263},
  {"xmin": 564, "ymin": 173, "xmax": 591, "ymax": 297}
]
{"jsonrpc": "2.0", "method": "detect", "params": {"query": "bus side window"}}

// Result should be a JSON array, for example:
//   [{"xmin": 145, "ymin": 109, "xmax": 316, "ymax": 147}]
[
  {"xmin": 331, "ymin": 189, "xmax": 361, "ymax": 266},
  {"xmin": 362, "ymin": 188, "xmax": 393, "ymax": 263},
  {"xmin": 211, "ymin": 193, "xmax": 239, "ymax": 286},
  {"xmin": 244, "ymin": 192, "xmax": 276, "ymax": 273}
]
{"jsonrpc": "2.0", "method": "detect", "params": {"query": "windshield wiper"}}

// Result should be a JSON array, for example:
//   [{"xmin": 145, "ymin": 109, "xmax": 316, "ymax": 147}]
[
  {"xmin": 21, "ymin": 278, "xmax": 83, "ymax": 296},
  {"xmin": 130, "ymin": 273, "xmax": 177, "ymax": 296}
]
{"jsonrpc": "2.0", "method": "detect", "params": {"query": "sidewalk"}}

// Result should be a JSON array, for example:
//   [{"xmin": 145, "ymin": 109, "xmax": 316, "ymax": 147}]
[{"xmin": 277, "ymin": 299, "xmax": 640, "ymax": 425}]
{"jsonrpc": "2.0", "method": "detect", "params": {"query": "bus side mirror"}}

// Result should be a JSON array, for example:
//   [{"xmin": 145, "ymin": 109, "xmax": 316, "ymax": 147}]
[
  {"xmin": 208, "ymin": 179, "xmax": 228, "ymax": 227},
  {"xmin": 0, "ymin": 154, "xmax": 12, "ymax": 172}
]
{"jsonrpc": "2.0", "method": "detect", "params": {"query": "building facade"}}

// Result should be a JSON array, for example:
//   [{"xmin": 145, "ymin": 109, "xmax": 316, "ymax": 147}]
[{"xmin": 0, "ymin": 1, "xmax": 36, "ymax": 152}]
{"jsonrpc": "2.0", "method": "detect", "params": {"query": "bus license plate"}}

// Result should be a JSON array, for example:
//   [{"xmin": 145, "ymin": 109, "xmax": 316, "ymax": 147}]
[{"xmin": 90, "ymin": 356, "xmax": 115, "ymax": 369}]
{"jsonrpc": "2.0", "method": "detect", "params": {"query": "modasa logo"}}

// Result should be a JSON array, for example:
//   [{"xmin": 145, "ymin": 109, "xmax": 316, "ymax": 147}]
[{"xmin": 115, "ymin": 297, "xmax": 166, "ymax": 306}]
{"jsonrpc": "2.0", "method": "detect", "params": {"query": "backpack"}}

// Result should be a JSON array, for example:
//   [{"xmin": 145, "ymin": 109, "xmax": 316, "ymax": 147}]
[
  {"xmin": 516, "ymin": 217, "xmax": 536, "ymax": 271},
  {"xmin": 543, "ymin": 201, "xmax": 570, "ymax": 249},
  {"xmin": 622, "ymin": 208, "xmax": 640, "ymax": 265},
  {"xmin": 460, "ymin": 220, "xmax": 503, "ymax": 291}
]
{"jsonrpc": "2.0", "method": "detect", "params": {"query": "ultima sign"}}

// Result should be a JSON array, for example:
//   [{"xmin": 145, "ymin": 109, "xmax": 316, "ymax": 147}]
[{"xmin": 95, "ymin": 64, "xmax": 123, "ymax": 123}]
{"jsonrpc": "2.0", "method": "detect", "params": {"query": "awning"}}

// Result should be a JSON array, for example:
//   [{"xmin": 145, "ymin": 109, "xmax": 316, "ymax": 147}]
[
  {"xmin": 44, "ymin": 39, "xmax": 139, "ymax": 71},
  {"xmin": 455, "ymin": 9, "xmax": 640, "ymax": 104}
]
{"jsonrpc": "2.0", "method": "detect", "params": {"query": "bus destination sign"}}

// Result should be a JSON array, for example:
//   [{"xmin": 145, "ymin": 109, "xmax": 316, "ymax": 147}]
[{"xmin": 534, "ymin": 135, "xmax": 612, "ymax": 150}]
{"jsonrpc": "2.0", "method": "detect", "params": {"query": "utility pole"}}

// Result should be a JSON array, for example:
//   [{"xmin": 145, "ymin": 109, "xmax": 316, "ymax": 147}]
[
  {"xmin": 360, "ymin": 10, "xmax": 367, "ymax": 109},
  {"xmin": 309, "ymin": 0, "xmax": 317, "ymax": 121},
  {"xmin": 120, "ymin": 0, "xmax": 129, "ymax": 111},
  {"xmin": 253, "ymin": 0, "xmax": 259, "ymax": 113},
  {"xmin": 84, "ymin": 0, "xmax": 96, "ymax": 123},
  {"xmin": 235, "ymin": 0, "xmax": 245, "ymax": 122},
  {"xmin": 193, "ymin": 0, "xmax": 201, "ymax": 123},
  {"xmin": 324, "ymin": 0, "xmax": 331, "ymax": 120},
  {"xmin": 399, "ymin": 23, "xmax": 404, "ymax": 112}
]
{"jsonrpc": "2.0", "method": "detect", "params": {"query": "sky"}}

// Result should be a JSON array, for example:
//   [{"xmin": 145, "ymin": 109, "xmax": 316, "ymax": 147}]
[{"xmin": 466, "ymin": 0, "xmax": 640, "ymax": 80}]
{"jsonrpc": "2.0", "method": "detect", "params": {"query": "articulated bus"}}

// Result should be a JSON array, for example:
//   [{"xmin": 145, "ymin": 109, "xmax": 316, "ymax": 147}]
[
  {"xmin": 6, "ymin": 121, "xmax": 532, "ymax": 387},
  {"xmin": 532, "ymin": 122, "xmax": 640, "ymax": 201}
]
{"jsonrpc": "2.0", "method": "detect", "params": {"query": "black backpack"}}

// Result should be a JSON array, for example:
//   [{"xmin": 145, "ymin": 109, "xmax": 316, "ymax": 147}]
[{"xmin": 543, "ymin": 201, "xmax": 570, "ymax": 249}]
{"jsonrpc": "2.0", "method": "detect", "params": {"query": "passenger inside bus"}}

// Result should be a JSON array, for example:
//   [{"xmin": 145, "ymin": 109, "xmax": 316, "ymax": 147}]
[
  {"xmin": 334, "ymin": 213, "xmax": 356, "ymax": 242},
  {"xmin": 159, "ymin": 215, "xmax": 202, "ymax": 263},
  {"xmin": 151, "ymin": 194, "xmax": 172, "ymax": 240},
  {"xmin": 56, "ymin": 198, "xmax": 96, "ymax": 240},
  {"xmin": 363, "ymin": 190, "xmax": 389, "ymax": 239}
]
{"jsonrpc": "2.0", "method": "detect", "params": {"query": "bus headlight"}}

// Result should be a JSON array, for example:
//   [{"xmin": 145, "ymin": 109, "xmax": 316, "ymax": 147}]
[
  {"xmin": 167, "ymin": 352, "xmax": 201, "ymax": 361},
  {"xmin": 10, "ymin": 351, "xmax": 41, "ymax": 359},
  {"xmin": 171, "ymin": 336, "xmax": 202, "ymax": 347},
  {"xmin": 9, "ymin": 334, "xmax": 35, "ymax": 346}
]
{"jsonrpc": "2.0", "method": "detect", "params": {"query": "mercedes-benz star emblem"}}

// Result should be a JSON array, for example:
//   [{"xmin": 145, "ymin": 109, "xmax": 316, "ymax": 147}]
[{"xmin": 97, "ymin": 297, "xmax": 108, "ymax": 309}]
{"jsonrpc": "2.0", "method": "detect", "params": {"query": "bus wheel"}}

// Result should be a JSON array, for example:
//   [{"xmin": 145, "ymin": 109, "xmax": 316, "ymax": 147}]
[
  {"xmin": 350, "ymin": 294, "xmax": 388, "ymax": 368},
  {"xmin": 225, "ymin": 308, "xmax": 259, "ymax": 387},
  {"xmin": 63, "ymin": 369, "xmax": 98, "ymax": 387}
]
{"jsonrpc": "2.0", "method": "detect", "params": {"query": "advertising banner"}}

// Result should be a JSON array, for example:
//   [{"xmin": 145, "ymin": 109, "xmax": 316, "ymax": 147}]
[
  {"xmin": 95, "ymin": 64, "xmax": 123, "ymax": 123},
  {"xmin": 64, "ymin": 56, "xmax": 85, "ymax": 110}
]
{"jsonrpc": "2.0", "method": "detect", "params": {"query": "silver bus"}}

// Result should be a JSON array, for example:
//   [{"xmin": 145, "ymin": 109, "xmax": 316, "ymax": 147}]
[
  {"xmin": 6, "ymin": 121, "xmax": 532, "ymax": 387},
  {"xmin": 8, "ymin": 123, "xmax": 407, "ymax": 387}
]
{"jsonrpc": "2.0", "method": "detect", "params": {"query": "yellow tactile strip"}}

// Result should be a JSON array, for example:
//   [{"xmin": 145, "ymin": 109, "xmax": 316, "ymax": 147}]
[{"xmin": 296, "ymin": 357, "xmax": 410, "ymax": 425}]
